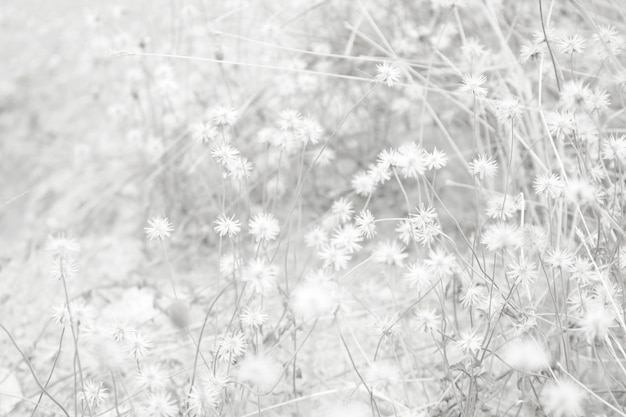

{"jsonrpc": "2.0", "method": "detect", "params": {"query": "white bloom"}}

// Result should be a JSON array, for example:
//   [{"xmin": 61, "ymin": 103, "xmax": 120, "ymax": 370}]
[
  {"xmin": 469, "ymin": 155, "xmax": 498, "ymax": 179},
  {"xmin": 80, "ymin": 380, "xmax": 109, "ymax": 410},
  {"xmin": 459, "ymin": 73, "xmax": 487, "ymax": 97},
  {"xmin": 237, "ymin": 355, "xmax": 282, "ymax": 391},
  {"xmin": 540, "ymin": 380, "xmax": 586, "ymax": 417},
  {"xmin": 215, "ymin": 332, "xmax": 247, "ymax": 363},
  {"xmin": 355, "ymin": 210, "xmax": 377, "ymax": 239},
  {"xmin": 371, "ymin": 240, "xmax": 408, "ymax": 267},
  {"xmin": 331, "ymin": 197, "xmax": 354, "ymax": 224},
  {"xmin": 248, "ymin": 212, "xmax": 280, "ymax": 241},
  {"xmin": 375, "ymin": 61, "xmax": 401, "ymax": 87},
  {"xmin": 213, "ymin": 214, "xmax": 241, "ymax": 237},
  {"xmin": 144, "ymin": 216, "xmax": 173, "ymax": 240},
  {"xmin": 502, "ymin": 338, "xmax": 550, "ymax": 373},
  {"xmin": 291, "ymin": 281, "xmax": 338, "ymax": 319},
  {"xmin": 125, "ymin": 331, "xmax": 153, "ymax": 361},
  {"xmin": 241, "ymin": 259, "xmax": 279, "ymax": 295}
]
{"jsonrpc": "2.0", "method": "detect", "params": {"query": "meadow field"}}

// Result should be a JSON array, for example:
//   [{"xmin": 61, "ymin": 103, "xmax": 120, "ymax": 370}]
[{"xmin": 1, "ymin": 0, "xmax": 626, "ymax": 416}]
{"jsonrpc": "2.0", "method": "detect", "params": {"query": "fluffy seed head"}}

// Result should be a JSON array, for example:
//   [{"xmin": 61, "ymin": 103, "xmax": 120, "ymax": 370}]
[
  {"xmin": 502, "ymin": 338, "xmax": 550, "ymax": 373},
  {"xmin": 240, "ymin": 306, "xmax": 268, "ymax": 329},
  {"xmin": 375, "ymin": 61, "xmax": 401, "ymax": 87},
  {"xmin": 237, "ymin": 355, "xmax": 282, "ymax": 391},
  {"xmin": 481, "ymin": 223, "xmax": 522, "ymax": 252},
  {"xmin": 213, "ymin": 213, "xmax": 241, "ymax": 238},
  {"xmin": 459, "ymin": 73, "xmax": 487, "ymax": 97},
  {"xmin": 145, "ymin": 216, "xmax": 173, "ymax": 240},
  {"xmin": 80, "ymin": 379, "xmax": 109, "ymax": 411},
  {"xmin": 248, "ymin": 212, "xmax": 280, "ymax": 242},
  {"xmin": 469, "ymin": 154, "xmax": 498, "ymax": 179},
  {"xmin": 371, "ymin": 240, "xmax": 408, "ymax": 267},
  {"xmin": 140, "ymin": 391, "xmax": 178, "ymax": 417},
  {"xmin": 241, "ymin": 259, "xmax": 279, "ymax": 295},
  {"xmin": 355, "ymin": 209, "xmax": 377, "ymax": 239},
  {"xmin": 215, "ymin": 332, "xmax": 247, "ymax": 363},
  {"xmin": 540, "ymin": 379, "xmax": 586, "ymax": 417}
]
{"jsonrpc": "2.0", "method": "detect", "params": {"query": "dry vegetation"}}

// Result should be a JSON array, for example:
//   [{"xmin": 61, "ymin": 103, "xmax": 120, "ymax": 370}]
[{"xmin": 2, "ymin": 1, "xmax": 626, "ymax": 416}]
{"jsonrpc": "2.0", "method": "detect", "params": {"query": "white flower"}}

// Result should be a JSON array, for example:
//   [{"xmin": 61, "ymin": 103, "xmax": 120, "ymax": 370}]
[
  {"xmin": 137, "ymin": 363, "xmax": 168, "ymax": 391},
  {"xmin": 46, "ymin": 235, "xmax": 81, "ymax": 260},
  {"xmin": 237, "ymin": 355, "xmax": 282, "ymax": 391},
  {"xmin": 579, "ymin": 298, "xmax": 615, "ymax": 341},
  {"xmin": 546, "ymin": 111, "xmax": 574, "ymax": 138},
  {"xmin": 50, "ymin": 257, "xmax": 78, "ymax": 280},
  {"xmin": 563, "ymin": 179, "xmax": 597, "ymax": 205},
  {"xmin": 534, "ymin": 173, "xmax": 564, "ymax": 198},
  {"xmin": 291, "ymin": 281, "xmax": 339, "ymax": 319},
  {"xmin": 145, "ymin": 216, "xmax": 173, "ymax": 240},
  {"xmin": 455, "ymin": 329, "xmax": 482, "ymax": 355},
  {"xmin": 295, "ymin": 116, "xmax": 324, "ymax": 145},
  {"xmin": 318, "ymin": 244, "xmax": 352, "ymax": 271},
  {"xmin": 502, "ymin": 338, "xmax": 550, "ymax": 373},
  {"xmin": 211, "ymin": 142, "xmax": 240, "ymax": 167},
  {"xmin": 331, "ymin": 197, "xmax": 354, "ymax": 224},
  {"xmin": 215, "ymin": 332, "xmax": 247, "ymax": 363},
  {"xmin": 125, "ymin": 331, "xmax": 153, "ymax": 361},
  {"xmin": 80, "ymin": 380, "xmax": 109, "ymax": 410},
  {"xmin": 459, "ymin": 73, "xmax": 487, "ymax": 97},
  {"xmin": 304, "ymin": 226, "xmax": 328, "ymax": 249},
  {"xmin": 592, "ymin": 25, "xmax": 623, "ymax": 59},
  {"xmin": 367, "ymin": 164, "xmax": 391, "ymax": 187},
  {"xmin": 481, "ymin": 223, "xmax": 522, "ymax": 252},
  {"xmin": 355, "ymin": 210, "xmax": 377, "ymax": 239},
  {"xmin": 601, "ymin": 135, "xmax": 626, "ymax": 163},
  {"xmin": 371, "ymin": 240, "xmax": 408, "ymax": 267},
  {"xmin": 209, "ymin": 105, "xmax": 239, "ymax": 126},
  {"xmin": 557, "ymin": 34, "xmax": 586, "ymax": 55},
  {"xmin": 545, "ymin": 248, "xmax": 574, "ymax": 269},
  {"xmin": 540, "ymin": 380, "xmax": 586, "ymax": 417},
  {"xmin": 277, "ymin": 109, "xmax": 302, "ymax": 131},
  {"xmin": 190, "ymin": 122, "xmax": 218, "ymax": 144},
  {"xmin": 493, "ymin": 98, "xmax": 522, "ymax": 123},
  {"xmin": 584, "ymin": 87, "xmax": 610, "ymax": 113},
  {"xmin": 370, "ymin": 313, "xmax": 399, "ymax": 337},
  {"xmin": 485, "ymin": 194, "xmax": 523, "ymax": 220},
  {"xmin": 507, "ymin": 258, "xmax": 538, "ymax": 284},
  {"xmin": 331, "ymin": 224, "xmax": 363, "ymax": 254},
  {"xmin": 213, "ymin": 214, "xmax": 241, "ymax": 237},
  {"xmin": 404, "ymin": 262, "xmax": 432, "ymax": 292},
  {"xmin": 53, "ymin": 300, "xmax": 95, "ymax": 330},
  {"xmin": 425, "ymin": 249, "xmax": 456, "ymax": 279},
  {"xmin": 396, "ymin": 142, "xmax": 428, "ymax": 178},
  {"xmin": 248, "ymin": 212, "xmax": 280, "ymax": 241},
  {"xmin": 469, "ymin": 155, "xmax": 498, "ymax": 179},
  {"xmin": 240, "ymin": 306, "xmax": 268, "ymax": 328},
  {"xmin": 241, "ymin": 259, "xmax": 279, "ymax": 295},
  {"xmin": 351, "ymin": 170, "xmax": 378, "ymax": 196},
  {"xmin": 460, "ymin": 285, "xmax": 486, "ymax": 308},
  {"xmin": 520, "ymin": 39, "xmax": 546, "ymax": 63},
  {"xmin": 375, "ymin": 61, "xmax": 401, "ymax": 87},
  {"xmin": 189, "ymin": 383, "xmax": 220, "ymax": 413},
  {"xmin": 426, "ymin": 147, "xmax": 448, "ymax": 170},
  {"xmin": 413, "ymin": 309, "xmax": 440, "ymax": 333},
  {"xmin": 559, "ymin": 81, "xmax": 591, "ymax": 111},
  {"xmin": 225, "ymin": 156, "xmax": 253, "ymax": 180},
  {"xmin": 140, "ymin": 392, "xmax": 178, "ymax": 417}
]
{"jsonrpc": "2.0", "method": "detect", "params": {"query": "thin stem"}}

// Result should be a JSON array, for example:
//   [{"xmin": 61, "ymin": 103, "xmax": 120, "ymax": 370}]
[{"xmin": 0, "ymin": 323, "xmax": 70, "ymax": 417}]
